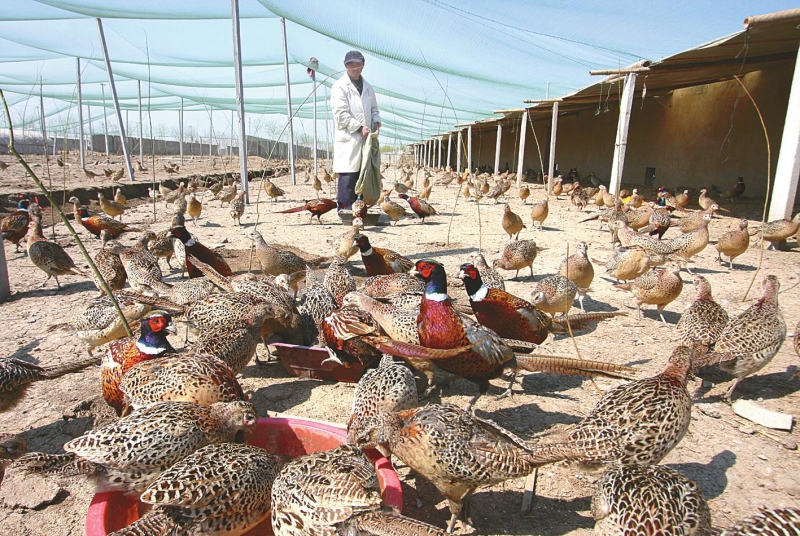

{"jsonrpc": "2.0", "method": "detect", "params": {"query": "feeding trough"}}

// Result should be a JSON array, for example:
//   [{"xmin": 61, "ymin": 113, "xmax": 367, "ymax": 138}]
[
  {"xmin": 272, "ymin": 342, "xmax": 369, "ymax": 383},
  {"xmin": 85, "ymin": 416, "xmax": 402, "ymax": 536}
]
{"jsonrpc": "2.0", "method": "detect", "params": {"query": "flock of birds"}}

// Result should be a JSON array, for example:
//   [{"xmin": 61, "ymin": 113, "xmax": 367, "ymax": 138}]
[{"xmin": 0, "ymin": 158, "xmax": 799, "ymax": 535}]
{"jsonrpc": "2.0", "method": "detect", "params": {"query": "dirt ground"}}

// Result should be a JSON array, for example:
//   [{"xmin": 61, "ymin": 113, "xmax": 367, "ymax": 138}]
[{"xmin": 0, "ymin": 152, "xmax": 798, "ymax": 535}]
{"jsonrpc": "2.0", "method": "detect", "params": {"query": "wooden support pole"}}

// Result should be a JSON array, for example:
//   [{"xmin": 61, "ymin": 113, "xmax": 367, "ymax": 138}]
[
  {"xmin": 0, "ymin": 234, "xmax": 9, "ymax": 301},
  {"xmin": 516, "ymin": 110, "xmax": 528, "ymax": 187},
  {"xmin": 456, "ymin": 131, "xmax": 462, "ymax": 174},
  {"xmin": 768, "ymin": 44, "xmax": 800, "ymax": 220},
  {"xmin": 446, "ymin": 136, "xmax": 452, "ymax": 170},
  {"xmin": 547, "ymin": 102, "xmax": 559, "ymax": 194},
  {"xmin": 609, "ymin": 73, "xmax": 637, "ymax": 196},
  {"xmin": 437, "ymin": 137, "xmax": 442, "ymax": 169},
  {"xmin": 494, "ymin": 123, "xmax": 502, "ymax": 175}
]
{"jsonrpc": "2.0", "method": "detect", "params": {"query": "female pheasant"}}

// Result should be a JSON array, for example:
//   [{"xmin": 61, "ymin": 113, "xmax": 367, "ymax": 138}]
[{"xmin": 1, "ymin": 196, "xmax": 32, "ymax": 252}]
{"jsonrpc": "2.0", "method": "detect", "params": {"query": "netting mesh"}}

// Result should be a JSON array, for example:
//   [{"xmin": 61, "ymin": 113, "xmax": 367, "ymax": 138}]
[{"xmin": 0, "ymin": 1, "xmax": 789, "ymax": 147}]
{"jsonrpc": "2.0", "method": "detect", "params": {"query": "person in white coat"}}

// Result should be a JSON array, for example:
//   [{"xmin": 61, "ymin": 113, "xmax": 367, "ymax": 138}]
[{"xmin": 331, "ymin": 50, "xmax": 381, "ymax": 210}]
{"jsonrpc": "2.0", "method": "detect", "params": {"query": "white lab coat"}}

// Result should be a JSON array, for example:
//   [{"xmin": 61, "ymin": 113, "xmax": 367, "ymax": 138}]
[{"xmin": 331, "ymin": 73, "xmax": 381, "ymax": 173}]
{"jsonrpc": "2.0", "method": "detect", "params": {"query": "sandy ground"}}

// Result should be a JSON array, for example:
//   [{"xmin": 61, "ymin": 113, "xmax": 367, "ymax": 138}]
[{"xmin": 0, "ymin": 152, "xmax": 798, "ymax": 535}]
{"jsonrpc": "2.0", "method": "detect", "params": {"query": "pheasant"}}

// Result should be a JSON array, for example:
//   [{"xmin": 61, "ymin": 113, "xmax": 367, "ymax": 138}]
[
  {"xmin": 90, "ymin": 230, "xmax": 127, "ymax": 295},
  {"xmin": 694, "ymin": 275, "xmax": 786, "ymax": 402},
  {"xmin": 381, "ymin": 194, "xmax": 408, "ymax": 225},
  {"xmin": 674, "ymin": 189, "xmax": 690, "ymax": 207},
  {"xmin": 321, "ymin": 305, "xmax": 383, "ymax": 367},
  {"xmin": 531, "ymin": 275, "xmax": 578, "ymax": 316},
  {"xmin": 354, "ymin": 234, "xmax": 413, "ymax": 276},
  {"xmin": 111, "ymin": 443, "xmax": 282, "ymax": 536},
  {"xmin": 501, "ymin": 204, "xmax": 526, "ymax": 240},
  {"xmin": 614, "ymin": 265, "xmax": 683, "ymax": 323},
  {"xmin": 69, "ymin": 197, "xmax": 140, "ymax": 238},
  {"xmin": 164, "ymin": 183, "xmax": 187, "ymax": 208},
  {"xmin": 601, "ymin": 247, "xmax": 660, "ymax": 283},
  {"xmin": 640, "ymin": 207, "xmax": 672, "ymax": 239},
  {"xmin": 120, "ymin": 353, "xmax": 246, "ymax": 414},
  {"xmin": 329, "ymin": 216, "xmax": 363, "ymax": 261},
  {"xmin": 249, "ymin": 229, "xmax": 323, "ymax": 276},
  {"xmin": 359, "ymin": 272, "xmax": 425, "ymax": 297},
  {"xmin": 721, "ymin": 176, "xmax": 746, "ymax": 202},
  {"xmin": 493, "ymin": 239, "xmax": 541, "ymax": 279},
  {"xmin": 518, "ymin": 185, "xmax": 530, "ymax": 204},
  {"xmin": 753, "ymin": 213, "xmax": 800, "ymax": 250},
  {"xmin": 216, "ymin": 183, "xmax": 237, "ymax": 207},
  {"xmin": 467, "ymin": 252, "xmax": 504, "ymax": 290},
  {"xmin": 557, "ymin": 241, "xmax": 594, "ymax": 312},
  {"xmin": 676, "ymin": 275, "xmax": 729, "ymax": 352},
  {"xmin": 15, "ymin": 401, "xmax": 257, "ymax": 494},
  {"xmin": 526, "ymin": 346, "xmax": 695, "ymax": 468},
  {"xmin": 719, "ymin": 508, "xmax": 800, "ymax": 536},
  {"xmin": 663, "ymin": 212, "xmax": 712, "ymax": 273},
  {"xmin": 398, "ymin": 193, "xmax": 437, "ymax": 223},
  {"xmin": 1, "ymin": 196, "xmax": 32, "ymax": 252},
  {"xmin": 278, "ymin": 198, "xmax": 337, "ymax": 224},
  {"xmin": 106, "ymin": 232, "xmax": 167, "ymax": 293},
  {"xmin": 171, "ymin": 190, "xmax": 187, "ymax": 216},
  {"xmin": 354, "ymin": 404, "xmax": 542, "ymax": 533},
  {"xmin": 26, "ymin": 216, "xmax": 87, "ymax": 289},
  {"xmin": 97, "ymin": 192, "xmax": 125, "ymax": 220},
  {"xmin": 230, "ymin": 191, "xmax": 245, "ymax": 225},
  {"xmin": 171, "ymin": 225, "xmax": 233, "ymax": 278},
  {"xmin": 680, "ymin": 203, "xmax": 718, "ymax": 233},
  {"xmin": 147, "ymin": 228, "xmax": 176, "ymax": 270},
  {"xmin": 529, "ymin": 198, "xmax": 548, "ymax": 229},
  {"xmin": 0, "ymin": 355, "xmax": 99, "ymax": 412},
  {"xmin": 716, "ymin": 219, "xmax": 749, "ymax": 268},
  {"xmin": 185, "ymin": 193, "xmax": 202, "ymax": 225},
  {"xmin": 323, "ymin": 255, "xmax": 356, "ymax": 307},
  {"xmin": 300, "ymin": 268, "xmax": 338, "ymax": 347},
  {"xmin": 263, "ymin": 178, "xmax": 286, "ymax": 202},
  {"xmin": 592, "ymin": 464, "xmax": 711, "ymax": 536},
  {"xmin": 0, "ymin": 433, "xmax": 26, "ymax": 483},
  {"xmin": 113, "ymin": 188, "xmax": 126, "ymax": 205}
]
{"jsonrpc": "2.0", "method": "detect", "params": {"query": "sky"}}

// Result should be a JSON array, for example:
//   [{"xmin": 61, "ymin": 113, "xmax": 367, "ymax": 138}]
[{"xmin": 0, "ymin": 0, "xmax": 797, "ymax": 149}]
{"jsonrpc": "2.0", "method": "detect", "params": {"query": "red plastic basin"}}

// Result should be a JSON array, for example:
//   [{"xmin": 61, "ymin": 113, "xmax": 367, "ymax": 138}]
[
  {"xmin": 85, "ymin": 416, "xmax": 402, "ymax": 535},
  {"xmin": 272, "ymin": 343, "xmax": 367, "ymax": 383}
]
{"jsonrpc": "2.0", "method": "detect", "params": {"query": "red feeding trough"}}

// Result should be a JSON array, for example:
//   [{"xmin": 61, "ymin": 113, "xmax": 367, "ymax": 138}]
[
  {"xmin": 85, "ymin": 416, "xmax": 402, "ymax": 536},
  {"xmin": 272, "ymin": 343, "xmax": 368, "ymax": 383}
]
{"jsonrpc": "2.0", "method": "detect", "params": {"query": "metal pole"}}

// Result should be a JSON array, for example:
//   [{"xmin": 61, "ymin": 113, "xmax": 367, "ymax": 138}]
[
  {"xmin": 310, "ymin": 57, "xmax": 319, "ymax": 179},
  {"xmin": 456, "ymin": 131, "xmax": 462, "ymax": 174},
  {"xmin": 138, "ymin": 80, "xmax": 144, "ymax": 162},
  {"xmin": 768, "ymin": 44, "xmax": 800, "ymax": 220},
  {"xmin": 229, "ymin": 109, "xmax": 234, "ymax": 162},
  {"xmin": 516, "ymin": 110, "xmax": 528, "ymax": 187},
  {"xmin": 39, "ymin": 82, "xmax": 49, "ymax": 161},
  {"xmin": 179, "ymin": 97, "xmax": 184, "ymax": 165},
  {"xmin": 608, "ymin": 73, "xmax": 637, "ymax": 196},
  {"xmin": 231, "ymin": 0, "xmax": 249, "ymax": 201},
  {"xmin": 467, "ymin": 126, "xmax": 472, "ymax": 176},
  {"xmin": 547, "ymin": 102, "xmax": 558, "ymax": 194},
  {"xmin": 437, "ymin": 137, "xmax": 442, "ymax": 169},
  {"xmin": 446, "ymin": 136, "xmax": 452, "ymax": 170},
  {"xmin": 280, "ymin": 17, "xmax": 296, "ymax": 185},
  {"xmin": 494, "ymin": 124, "xmax": 502, "ymax": 175},
  {"xmin": 75, "ymin": 60, "xmax": 85, "ymax": 167},
  {"xmin": 208, "ymin": 108, "xmax": 213, "ymax": 163},
  {"xmin": 87, "ymin": 105, "xmax": 94, "ymax": 154},
  {"xmin": 323, "ymin": 84, "xmax": 331, "ymax": 164},
  {"xmin": 97, "ymin": 18, "xmax": 135, "ymax": 180},
  {"xmin": 100, "ymin": 84, "xmax": 109, "ymax": 158}
]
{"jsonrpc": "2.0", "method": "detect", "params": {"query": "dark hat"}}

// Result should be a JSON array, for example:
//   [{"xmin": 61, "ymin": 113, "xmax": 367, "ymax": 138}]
[{"xmin": 344, "ymin": 50, "xmax": 365, "ymax": 65}]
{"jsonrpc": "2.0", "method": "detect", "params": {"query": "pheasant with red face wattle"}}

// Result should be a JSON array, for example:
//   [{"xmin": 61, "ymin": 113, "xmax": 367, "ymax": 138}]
[
  {"xmin": 354, "ymin": 235, "xmax": 413, "ymax": 276},
  {"xmin": 398, "ymin": 193, "xmax": 437, "ymax": 223},
  {"xmin": 102, "ymin": 311, "xmax": 177, "ymax": 416},
  {"xmin": 277, "ymin": 198, "xmax": 337, "ymax": 224},
  {"xmin": 170, "ymin": 225, "xmax": 233, "ymax": 278},
  {"xmin": 1, "ymin": 195, "xmax": 33, "ymax": 252},
  {"xmin": 68, "ymin": 196, "xmax": 141, "ymax": 238}
]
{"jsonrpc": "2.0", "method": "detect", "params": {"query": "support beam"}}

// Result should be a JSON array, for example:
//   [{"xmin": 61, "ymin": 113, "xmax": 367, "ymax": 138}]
[
  {"xmin": 39, "ymin": 82, "xmax": 48, "ymax": 161},
  {"xmin": 446, "ymin": 136, "xmax": 452, "ymax": 170},
  {"xmin": 516, "ymin": 111, "xmax": 528, "ymax": 187},
  {"xmin": 100, "ymin": 84, "xmax": 109, "ymax": 158},
  {"xmin": 138, "ymin": 80, "xmax": 144, "ymax": 163},
  {"xmin": 231, "ymin": 0, "xmax": 248, "ymax": 201},
  {"xmin": 467, "ymin": 125, "xmax": 473, "ymax": 176},
  {"xmin": 768, "ymin": 45, "xmax": 800, "ymax": 220},
  {"xmin": 179, "ymin": 97, "xmax": 184, "ymax": 166},
  {"xmin": 547, "ymin": 102, "xmax": 559, "ymax": 194},
  {"xmin": 87, "ymin": 105, "xmax": 94, "ymax": 154},
  {"xmin": 96, "ymin": 18, "xmax": 135, "ymax": 181},
  {"xmin": 0, "ymin": 232, "xmax": 9, "ymax": 302},
  {"xmin": 437, "ymin": 137, "xmax": 442, "ymax": 169},
  {"xmin": 456, "ymin": 131, "xmax": 462, "ymax": 174},
  {"xmin": 608, "ymin": 73, "xmax": 637, "ymax": 196},
  {"xmin": 310, "ymin": 57, "xmax": 319, "ymax": 179},
  {"xmin": 494, "ymin": 124, "xmax": 502, "ymax": 175},
  {"xmin": 230, "ymin": 110, "xmax": 234, "ymax": 161},
  {"xmin": 75, "ymin": 60, "xmax": 85, "ymax": 168},
  {"xmin": 208, "ymin": 109, "xmax": 213, "ymax": 162},
  {"xmin": 280, "ymin": 17, "xmax": 296, "ymax": 185}
]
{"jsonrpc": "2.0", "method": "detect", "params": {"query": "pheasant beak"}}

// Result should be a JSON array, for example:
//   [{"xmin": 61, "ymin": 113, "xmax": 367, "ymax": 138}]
[
  {"xmin": 409, "ymin": 268, "xmax": 419, "ymax": 277},
  {"xmin": 165, "ymin": 321, "xmax": 178, "ymax": 335},
  {"xmin": 457, "ymin": 269, "xmax": 466, "ymax": 279}
]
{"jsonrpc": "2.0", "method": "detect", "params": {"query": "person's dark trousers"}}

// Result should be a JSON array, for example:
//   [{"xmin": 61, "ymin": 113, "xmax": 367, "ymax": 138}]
[{"xmin": 337, "ymin": 172, "xmax": 359, "ymax": 210}]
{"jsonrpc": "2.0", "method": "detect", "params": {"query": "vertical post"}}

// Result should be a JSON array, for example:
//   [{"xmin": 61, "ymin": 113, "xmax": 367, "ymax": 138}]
[
  {"xmin": 323, "ymin": 84, "xmax": 331, "ymax": 163},
  {"xmin": 87, "ymin": 105, "xmax": 94, "ymax": 154},
  {"xmin": 456, "ymin": 131, "xmax": 462, "ymax": 174},
  {"xmin": 280, "ymin": 17, "xmax": 296, "ymax": 185},
  {"xmin": 446, "ymin": 135, "xmax": 452, "ymax": 170},
  {"xmin": 494, "ymin": 123, "xmax": 502, "ymax": 175},
  {"xmin": 97, "ymin": 17, "xmax": 135, "ymax": 180},
  {"xmin": 0, "ymin": 234, "xmax": 9, "ymax": 302},
  {"xmin": 608, "ymin": 73, "xmax": 637, "ymax": 196},
  {"xmin": 39, "ymin": 82, "xmax": 49, "ymax": 160},
  {"xmin": 423, "ymin": 140, "xmax": 428, "ymax": 168},
  {"xmin": 75, "ymin": 60, "xmax": 85, "ymax": 167},
  {"xmin": 310, "ymin": 57, "xmax": 319, "ymax": 179},
  {"xmin": 100, "ymin": 84, "xmax": 109, "ymax": 158},
  {"xmin": 467, "ymin": 125, "xmax": 473, "ymax": 176},
  {"xmin": 208, "ymin": 108, "xmax": 213, "ymax": 162},
  {"xmin": 229, "ymin": 109, "xmax": 234, "ymax": 161},
  {"xmin": 516, "ymin": 110, "xmax": 528, "ymax": 187},
  {"xmin": 179, "ymin": 97, "xmax": 185, "ymax": 165},
  {"xmin": 547, "ymin": 101, "xmax": 559, "ymax": 194},
  {"xmin": 437, "ymin": 137, "xmax": 442, "ymax": 169},
  {"xmin": 138, "ymin": 80, "xmax": 144, "ymax": 162},
  {"xmin": 768, "ymin": 45, "xmax": 800, "ymax": 220},
  {"xmin": 231, "ymin": 0, "xmax": 249, "ymax": 201}
]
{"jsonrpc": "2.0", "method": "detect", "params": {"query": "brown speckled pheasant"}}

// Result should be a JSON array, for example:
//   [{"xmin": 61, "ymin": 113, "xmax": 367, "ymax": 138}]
[
  {"xmin": 0, "ymin": 355, "xmax": 99, "ymax": 411},
  {"xmin": 676, "ymin": 275, "xmax": 729, "ymax": 352},
  {"xmin": 347, "ymin": 353, "xmax": 418, "ymax": 446},
  {"xmin": 0, "ymin": 433, "xmax": 26, "ymax": 482},
  {"xmin": 663, "ymin": 213, "xmax": 711, "ymax": 273},
  {"xmin": 186, "ymin": 304, "xmax": 269, "ymax": 373},
  {"xmin": 493, "ymin": 239, "xmax": 540, "ymax": 279},
  {"xmin": 719, "ymin": 508, "xmax": 800, "ymax": 536},
  {"xmin": 601, "ymin": 247, "xmax": 663, "ymax": 283},
  {"xmin": 249, "ymin": 229, "xmax": 323, "ymax": 276},
  {"xmin": 468, "ymin": 252, "xmax": 504, "ymax": 290},
  {"xmin": 324, "ymin": 255, "xmax": 356, "ymax": 307},
  {"xmin": 91, "ymin": 230, "xmax": 127, "ymax": 296},
  {"xmin": 1, "ymin": 196, "xmax": 32, "ymax": 253},
  {"xmin": 754, "ymin": 213, "xmax": 800, "ymax": 250},
  {"xmin": 526, "ymin": 346, "xmax": 695, "ymax": 468},
  {"xmin": 592, "ymin": 464, "xmax": 711, "ymax": 536},
  {"xmin": 716, "ymin": 219, "xmax": 750, "ymax": 269},
  {"xmin": 329, "ymin": 216, "xmax": 363, "ymax": 261},
  {"xmin": 110, "ymin": 442, "xmax": 281, "ymax": 536},
  {"xmin": 557, "ymin": 242, "xmax": 594, "ymax": 312},
  {"xmin": 680, "ymin": 204, "xmax": 718, "ymax": 233},
  {"xmin": 531, "ymin": 275, "xmax": 578, "ymax": 316},
  {"xmin": 299, "ymin": 268, "xmax": 338, "ymax": 346},
  {"xmin": 355, "ymin": 404, "xmax": 541, "ymax": 533},
  {"xmin": 359, "ymin": 273, "xmax": 425, "ymax": 297},
  {"xmin": 107, "ymin": 232, "xmax": 166, "ymax": 293},
  {"xmin": 501, "ymin": 204, "xmax": 526, "ymax": 240},
  {"xmin": 148, "ymin": 229, "xmax": 176, "ymax": 270},
  {"xmin": 614, "ymin": 265, "xmax": 683, "ymax": 323},
  {"xmin": 26, "ymin": 216, "xmax": 87, "ymax": 288},
  {"xmin": 695, "ymin": 275, "xmax": 786, "ymax": 402},
  {"xmin": 529, "ymin": 198, "xmax": 548, "ymax": 229},
  {"xmin": 15, "ymin": 401, "xmax": 257, "ymax": 494},
  {"xmin": 230, "ymin": 191, "xmax": 245, "ymax": 225}
]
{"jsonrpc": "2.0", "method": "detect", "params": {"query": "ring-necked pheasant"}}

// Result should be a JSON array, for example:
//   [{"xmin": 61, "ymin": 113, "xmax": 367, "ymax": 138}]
[
  {"xmin": 1, "ymin": 196, "xmax": 32, "ymax": 252},
  {"xmin": 592, "ymin": 464, "xmax": 711, "ymax": 536},
  {"xmin": 277, "ymin": 198, "xmax": 337, "ymax": 224},
  {"xmin": 679, "ymin": 203, "xmax": 718, "ymax": 233},
  {"xmin": 1, "ymin": 355, "xmax": 99, "ymax": 411},
  {"xmin": 354, "ymin": 235, "xmax": 413, "ymax": 276},
  {"xmin": 676, "ymin": 275, "xmax": 729, "ymax": 353},
  {"xmin": 171, "ymin": 225, "xmax": 233, "ymax": 278},
  {"xmin": 694, "ymin": 275, "xmax": 786, "ymax": 402},
  {"xmin": 398, "ymin": 193, "xmax": 437, "ymax": 223},
  {"xmin": 467, "ymin": 252, "xmax": 504, "ymax": 290},
  {"xmin": 26, "ymin": 216, "xmax": 87, "ymax": 289},
  {"xmin": 230, "ymin": 191, "xmax": 245, "ymax": 225},
  {"xmin": 15, "ymin": 401, "xmax": 257, "ymax": 494},
  {"xmin": 110, "ymin": 443, "xmax": 282, "ymax": 536},
  {"xmin": 68, "ymin": 196, "xmax": 140, "ymax": 238}
]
